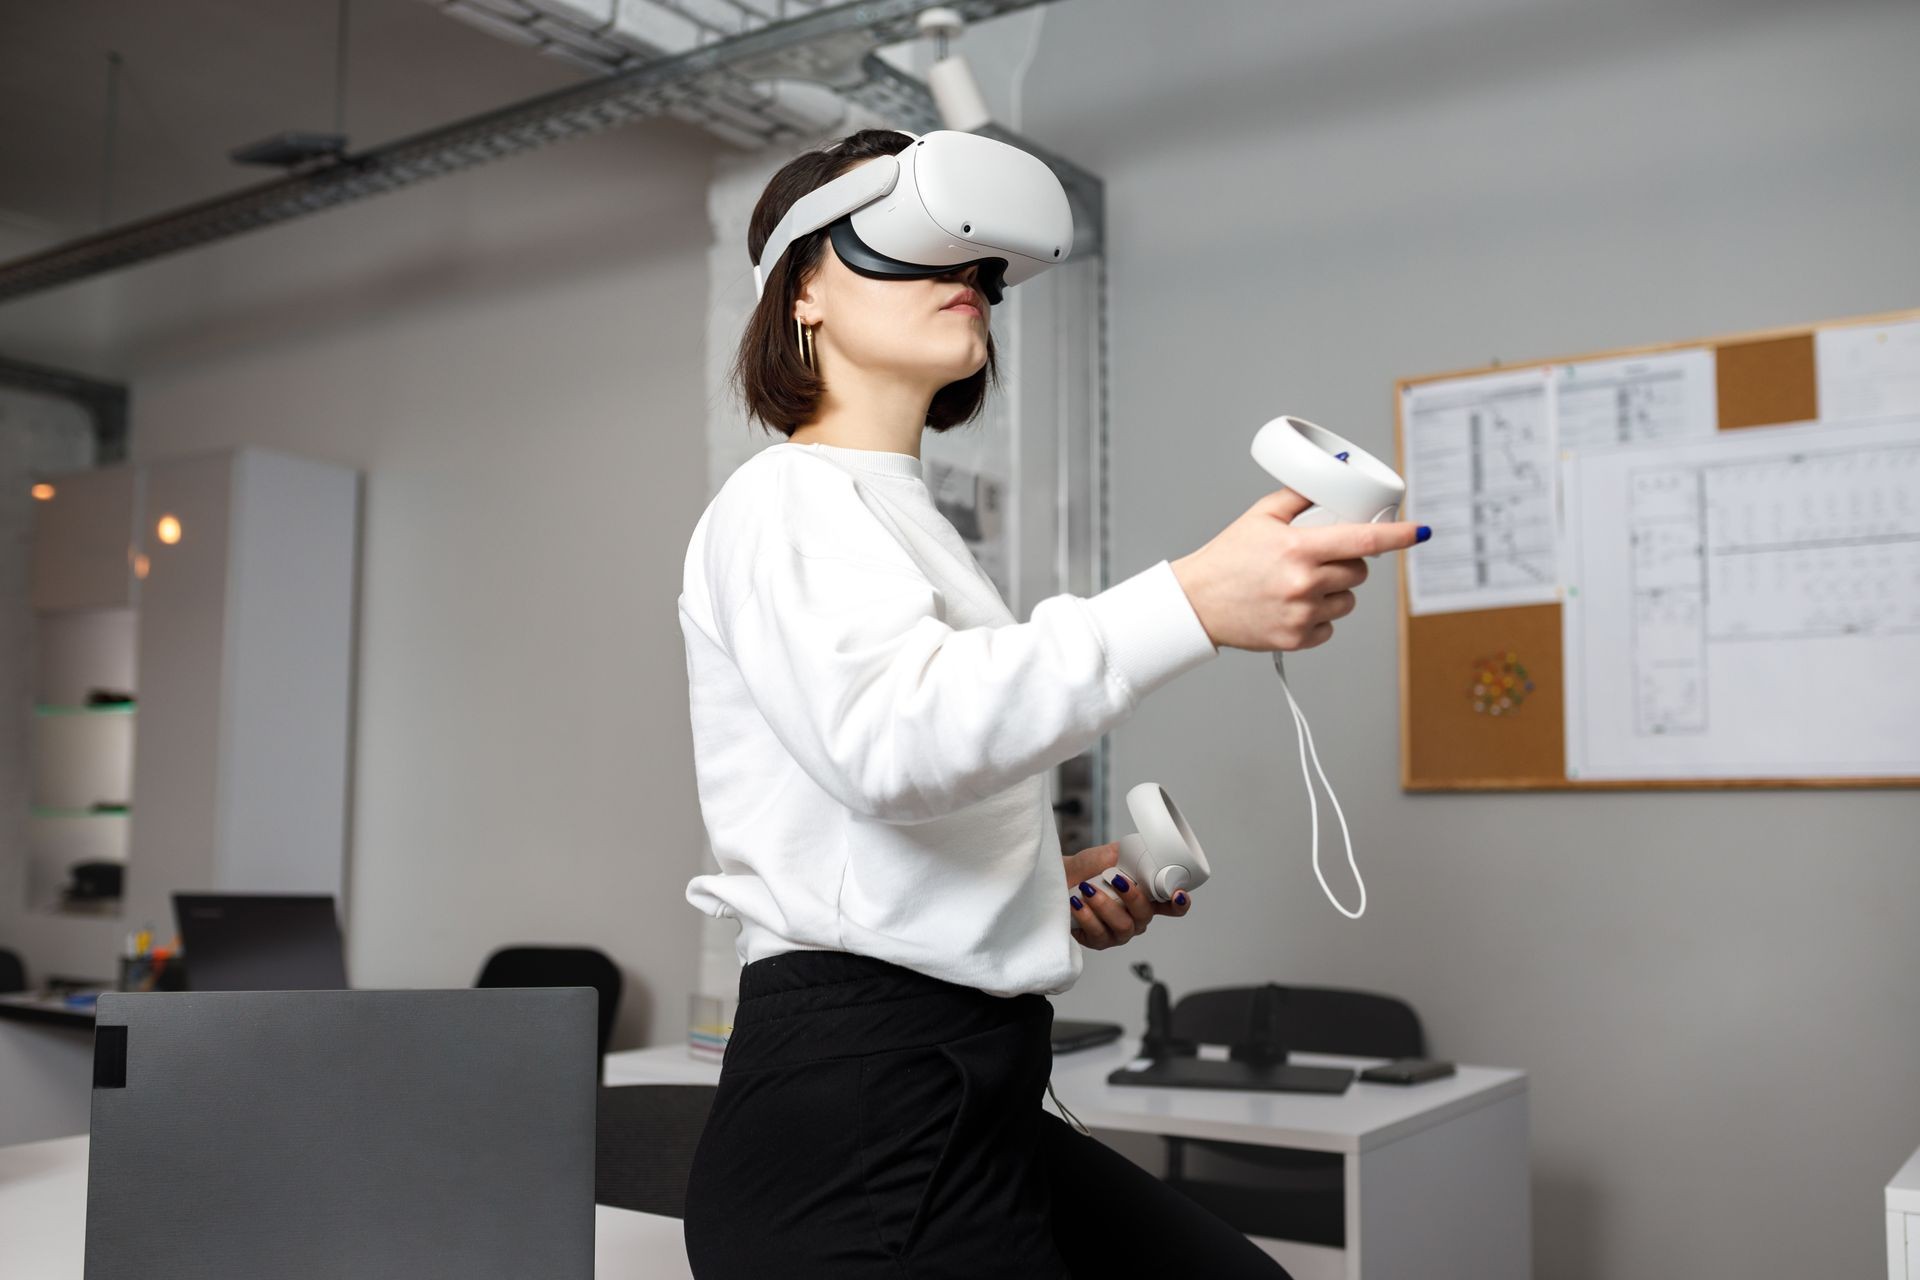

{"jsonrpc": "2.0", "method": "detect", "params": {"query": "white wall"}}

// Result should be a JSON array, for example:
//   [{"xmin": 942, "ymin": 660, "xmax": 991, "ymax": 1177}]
[
  {"xmin": 977, "ymin": 1, "xmax": 1920, "ymax": 1277},
  {"xmin": 2, "ymin": 119, "xmax": 718, "ymax": 1050}
]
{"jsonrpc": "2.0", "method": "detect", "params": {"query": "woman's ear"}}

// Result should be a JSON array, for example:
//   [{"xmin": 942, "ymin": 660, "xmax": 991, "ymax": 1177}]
[{"xmin": 791, "ymin": 269, "xmax": 821, "ymax": 328}]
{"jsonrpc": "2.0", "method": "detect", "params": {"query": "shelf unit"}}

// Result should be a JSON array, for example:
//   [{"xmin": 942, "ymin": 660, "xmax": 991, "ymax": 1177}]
[{"xmin": 27, "ymin": 468, "xmax": 140, "ymax": 918}]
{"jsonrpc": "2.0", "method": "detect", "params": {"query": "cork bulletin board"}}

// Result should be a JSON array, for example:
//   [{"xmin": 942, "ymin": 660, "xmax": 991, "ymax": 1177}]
[{"xmin": 1395, "ymin": 306, "xmax": 1920, "ymax": 791}]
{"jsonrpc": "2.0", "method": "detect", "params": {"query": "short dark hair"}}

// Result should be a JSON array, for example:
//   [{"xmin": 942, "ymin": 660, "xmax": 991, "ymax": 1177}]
[{"xmin": 733, "ymin": 129, "xmax": 997, "ymax": 438}]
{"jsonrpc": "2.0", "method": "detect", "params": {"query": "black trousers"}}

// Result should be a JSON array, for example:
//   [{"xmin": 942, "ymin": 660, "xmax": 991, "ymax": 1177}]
[{"xmin": 683, "ymin": 950, "xmax": 1292, "ymax": 1279}]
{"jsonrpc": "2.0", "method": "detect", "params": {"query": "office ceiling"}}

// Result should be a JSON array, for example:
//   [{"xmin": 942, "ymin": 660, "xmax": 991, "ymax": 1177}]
[{"xmin": 0, "ymin": 0, "xmax": 620, "ymax": 239}]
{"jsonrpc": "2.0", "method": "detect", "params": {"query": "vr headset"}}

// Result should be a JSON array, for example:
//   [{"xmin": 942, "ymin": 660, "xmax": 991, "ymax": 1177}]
[{"xmin": 752, "ymin": 129, "xmax": 1074, "ymax": 307}]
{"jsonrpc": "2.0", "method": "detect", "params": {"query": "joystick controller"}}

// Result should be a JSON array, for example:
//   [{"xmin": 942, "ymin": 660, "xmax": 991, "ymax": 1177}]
[
  {"xmin": 1068, "ymin": 420, "xmax": 1408, "ymax": 923},
  {"xmin": 1090, "ymin": 783, "xmax": 1211, "ymax": 904},
  {"xmin": 1251, "ymin": 414, "xmax": 1405, "ymax": 529},
  {"xmin": 1249, "ymin": 415, "xmax": 1410, "ymax": 920}
]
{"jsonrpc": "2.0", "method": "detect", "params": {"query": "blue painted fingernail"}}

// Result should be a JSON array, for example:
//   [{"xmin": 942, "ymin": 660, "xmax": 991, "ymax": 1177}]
[
  {"xmin": 1174, "ymin": 891, "xmax": 1189, "ymax": 907},
  {"xmin": 1070, "ymin": 896, "xmax": 1083, "ymax": 911},
  {"xmin": 1079, "ymin": 881, "xmax": 1096, "ymax": 898},
  {"xmin": 1335, "ymin": 451, "xmax": 1349, "ymax": 462},
  {"xmin": 1416, "ymin": 525, "xmax": 1432, "ymax": 543},
  {"xmin": 1112, "ymin": 874, "xmax": 1130, "ymax": 893}
]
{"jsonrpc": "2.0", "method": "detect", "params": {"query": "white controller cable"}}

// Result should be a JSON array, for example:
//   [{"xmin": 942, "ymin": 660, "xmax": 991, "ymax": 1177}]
[{"xmin": 1273, "ymin": 651, "xmax": 1366, "ymax": 919}]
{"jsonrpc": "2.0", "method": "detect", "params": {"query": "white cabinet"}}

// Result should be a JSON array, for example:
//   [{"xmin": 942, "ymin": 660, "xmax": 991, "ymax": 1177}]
[
  {"xmin": 126, "ymin": 449, "xmax": 359, "ymax": 932},
  {"xmin": 1890, "ymin": 1143, "xmax": 1920, "ymax": 1279}
]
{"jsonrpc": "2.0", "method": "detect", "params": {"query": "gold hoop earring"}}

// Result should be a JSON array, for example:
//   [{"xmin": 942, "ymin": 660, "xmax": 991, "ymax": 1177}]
[{"xmin": 795, "ymin": 318, "xmax": 817, "ymax": 372}]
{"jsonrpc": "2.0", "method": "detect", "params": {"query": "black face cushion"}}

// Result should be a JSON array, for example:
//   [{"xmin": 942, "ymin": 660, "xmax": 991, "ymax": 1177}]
[{"xmin": 828, "ymin": 218, "xmax": 1008, "ymax": 307}]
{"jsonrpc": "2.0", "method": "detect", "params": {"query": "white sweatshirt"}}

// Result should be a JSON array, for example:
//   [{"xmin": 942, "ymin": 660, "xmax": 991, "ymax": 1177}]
[{"xmin": 678, "ymin": 440, "xmax": 1220, "ymax": 998}]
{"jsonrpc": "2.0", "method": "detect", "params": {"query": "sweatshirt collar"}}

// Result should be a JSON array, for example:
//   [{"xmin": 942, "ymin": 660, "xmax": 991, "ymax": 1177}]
[{"xmin": 782, "ymin": 441, "xmax": 924, "ymax": 482}]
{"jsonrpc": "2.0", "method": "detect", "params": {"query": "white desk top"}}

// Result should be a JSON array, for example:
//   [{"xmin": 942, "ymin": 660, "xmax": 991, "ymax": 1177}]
[
  {"xmin": 606, "ymin": 1045, "xmax": 731, "ymax": 1087},
  {"xmin": 0, "ymin": 1135, "xmax": 693, "ymax": 1280},
  {"xmin": 1890, "ymin": 1141, "xmax": 1920, "ymax": 1215},
  {"xmin": 607, "ymin": 1039, "xmax": 1527, "ymax": 1156}
]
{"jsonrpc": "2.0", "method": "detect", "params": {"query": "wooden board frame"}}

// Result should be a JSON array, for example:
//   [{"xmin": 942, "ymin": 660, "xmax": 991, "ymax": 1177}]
[{"xmin": 1395, "ymin": 305, "xmax": 1920, "ymax": 792}]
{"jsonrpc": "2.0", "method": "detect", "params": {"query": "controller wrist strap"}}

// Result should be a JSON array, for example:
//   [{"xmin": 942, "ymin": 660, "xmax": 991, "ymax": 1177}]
[
  {"xmin": 1046, "ymin": 1076, "xmax": 1091, "ymax": 1135},
  {"xmin": 1273, "ymin": 651, "xmax": 1367, "ymax": 919}
]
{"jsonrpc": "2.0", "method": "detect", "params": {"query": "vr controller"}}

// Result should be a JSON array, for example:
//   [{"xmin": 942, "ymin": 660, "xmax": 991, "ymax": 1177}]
[
  {"xmin": 1087, "ymin": 783, "xmax": 1213, "ymax": 905},
  {"xmin": 1250, "ymin": 415, "xmax": 1405, "ymax": 527},
  {"xmin": 1253, "ymin": 416, "xmax": 1406, "ymax": 918},
  {"xmin": 1074, "ymin": 419, "xmax": 1408, "ymax": 924}
]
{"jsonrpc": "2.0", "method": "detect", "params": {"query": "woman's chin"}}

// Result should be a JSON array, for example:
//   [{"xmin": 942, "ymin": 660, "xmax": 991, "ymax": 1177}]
[
  {"xmin": 918, "ymin": 355, "xmax": 986, "ymax": 385},
  {"xmin": 889, "ymin": 333, "xmax": 987, "ymax": 385},
  {"xmin": 948, "ymin": 340, "xmax": 990, "ymax": 377}
]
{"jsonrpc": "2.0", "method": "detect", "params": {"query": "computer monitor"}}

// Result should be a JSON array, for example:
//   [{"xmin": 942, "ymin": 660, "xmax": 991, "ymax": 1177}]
[
  {"xmin": 85, "ymin": 987, "xmax": 598, "ymax": 1279},
  {"xmin": 171, "ymin": 892, "xmax": 349, "ymax": 991}
]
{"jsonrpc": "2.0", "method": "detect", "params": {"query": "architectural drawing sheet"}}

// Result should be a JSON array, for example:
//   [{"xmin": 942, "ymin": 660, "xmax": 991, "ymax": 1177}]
[
  {"xmin": 1562, "ymin": 417, "xmax": 1920, "ymax": 779},
  {"xmin": 1404, "ymin": 367, "xmax": 1559, "ymax": 614},
  {"xmin": 1817, "ymin": 317, "xmax": 1920, "ymax": 424},
  {"xmin": 1405, "ymin": 354, "xmax": 1718, "ymax": 616},
  {"xmin": 1554, "ymin": 349, "xmax": 1717, "ymax": 454}
]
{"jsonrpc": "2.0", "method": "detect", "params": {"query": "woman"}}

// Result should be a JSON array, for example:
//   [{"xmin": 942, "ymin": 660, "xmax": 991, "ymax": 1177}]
[{"xmin": 678, "ymin": 130, "xmax": 1424, "ymax": 1279}]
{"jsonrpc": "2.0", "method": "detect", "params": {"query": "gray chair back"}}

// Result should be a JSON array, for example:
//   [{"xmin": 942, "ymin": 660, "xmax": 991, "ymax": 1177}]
[{"xmin": 1172, "ymin": 983, "xmax": 1424, "ymax": 1059}]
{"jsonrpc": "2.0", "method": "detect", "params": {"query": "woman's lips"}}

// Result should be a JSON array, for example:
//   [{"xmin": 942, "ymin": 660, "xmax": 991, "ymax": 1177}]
[{"xmin": 941, "ymin": 303, "xmax": 981, "ymax": 317}]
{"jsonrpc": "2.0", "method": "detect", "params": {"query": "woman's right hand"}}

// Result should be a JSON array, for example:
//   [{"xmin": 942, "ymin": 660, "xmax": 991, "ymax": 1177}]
[{"xmin": 1169, "ymin": 489, "xmax": 1427, "ymax": 653}]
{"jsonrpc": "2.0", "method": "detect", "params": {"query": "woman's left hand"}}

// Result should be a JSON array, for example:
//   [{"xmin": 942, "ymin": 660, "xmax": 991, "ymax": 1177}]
[{"xmin": 1062, "ymin": 842, "xmax": 1192, "ymax": 950}]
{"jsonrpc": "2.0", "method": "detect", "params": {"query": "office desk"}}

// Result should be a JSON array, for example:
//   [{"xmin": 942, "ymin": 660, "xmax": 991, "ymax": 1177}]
[
  {"xmin": 0, "ymin": 1135, "xmax": 694, "ymax": 1280},
  {"xmin": 607, "ymin": 1040, "xmax": 1530, "ymax": 1280},
  {"xmin": 0, "ymin": 994, "xmax": 101, "ymax": 1147},
  {"xmin": 0, "ymin": 991, "xmax": 100, "ymax": 1031}
]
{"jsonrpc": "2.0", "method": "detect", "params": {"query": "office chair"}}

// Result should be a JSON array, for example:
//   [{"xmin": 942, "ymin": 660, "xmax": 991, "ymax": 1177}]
[
  {"xmin": 0, "ymin": 947, "xmax": 24, "ymax": 994},
  {"xmin": 594, "ymin": 1084, "xmax": 717, "ymax": 1218},
  {"xmin": 1162, "ymin": 984, "xmax": 1425, "ymax": 1248},
  {"xmin": 475, "ymin": 946, "xmax": 623, "ymax": 1079}
]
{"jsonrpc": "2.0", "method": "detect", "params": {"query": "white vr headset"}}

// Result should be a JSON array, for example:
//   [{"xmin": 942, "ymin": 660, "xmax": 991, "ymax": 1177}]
[{"xmin": 752, "ymin": 129, "xmax": 1075, "ymax": 307}]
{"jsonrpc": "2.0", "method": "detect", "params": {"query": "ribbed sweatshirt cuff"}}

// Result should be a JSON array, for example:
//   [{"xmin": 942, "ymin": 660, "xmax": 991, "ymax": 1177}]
[{"xmin": 1084, "ymin": 559, "xmax": 1220, "ymax": 703}]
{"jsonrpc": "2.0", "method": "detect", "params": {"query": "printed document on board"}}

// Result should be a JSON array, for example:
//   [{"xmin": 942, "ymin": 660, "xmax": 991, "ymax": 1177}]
[
  {"xmin": 1403, "ymin": 366, "xmax": 1559, "ymax": 615},
  {"xmin": 1562, "ymin": 416, "xmax": 1920, "ymax": 780}
]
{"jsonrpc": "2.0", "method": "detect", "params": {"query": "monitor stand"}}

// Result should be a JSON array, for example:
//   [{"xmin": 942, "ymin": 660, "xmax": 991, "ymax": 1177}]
[{"xmin": 1108, "ymin": 971, "xmax": 1356, "ymax": 1095}]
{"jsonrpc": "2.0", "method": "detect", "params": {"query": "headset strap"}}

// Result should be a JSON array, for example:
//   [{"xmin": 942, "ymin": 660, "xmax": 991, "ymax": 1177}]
[{"xmin": 752, "ymin": 141, "xmax": 917, "ymax": 299}]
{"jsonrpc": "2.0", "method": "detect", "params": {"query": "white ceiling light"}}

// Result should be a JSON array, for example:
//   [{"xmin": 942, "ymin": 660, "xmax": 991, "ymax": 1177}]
[{"xmin": 917, "ymin": 6, "xmax": 990, "ymax": 132}]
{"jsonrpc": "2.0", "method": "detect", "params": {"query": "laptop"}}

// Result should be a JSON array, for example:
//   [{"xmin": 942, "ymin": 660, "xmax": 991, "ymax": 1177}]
[
  {"xmin": 172, "ymin": 892, "xmax": 349, "ymax": 991},
  {"xmin": 85, "ymin": 987, "xmax": 597, "ymax": 1279},
  {"xmin": 1050, "ymin": 1018, "xmax": 1123, "ymax": 1053}
]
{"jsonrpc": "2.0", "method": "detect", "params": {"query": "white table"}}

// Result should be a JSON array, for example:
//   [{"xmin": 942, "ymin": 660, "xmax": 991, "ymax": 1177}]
[
  {"xmin": 0, "ymin": 996, "xmax": 97, "ymax": 1147},
  {"xmin": 1889, "ymin": 1141, "xmax": 1920, "ymax": 1279},
  {"xmin": 607, "ymin": 1040, "xmax": 1530, "ymax": 1280},
  {"xmin": 0, "ymin": 1135, "xmax": 693, "ymax": 1280}
]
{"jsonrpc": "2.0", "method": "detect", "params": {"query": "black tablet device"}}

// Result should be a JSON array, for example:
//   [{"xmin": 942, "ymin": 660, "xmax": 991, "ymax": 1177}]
[
  {"xmin": 1050, "ymin": 1018, "xmax": 1123, "ymax": 1053},
  {"xmin": 1357, "ymin": 1058, "xmax": 1457, "ymax": 1085}
]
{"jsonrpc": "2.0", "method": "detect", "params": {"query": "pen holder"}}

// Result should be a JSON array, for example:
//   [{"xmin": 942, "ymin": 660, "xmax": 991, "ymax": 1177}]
[
  {"xmin": 687, "ymin": 992, "xmax": 736, "ymax": 1062},
  {"xmin": 118, "ymin": 954, "xmax": 186, "ymax": 993}
]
